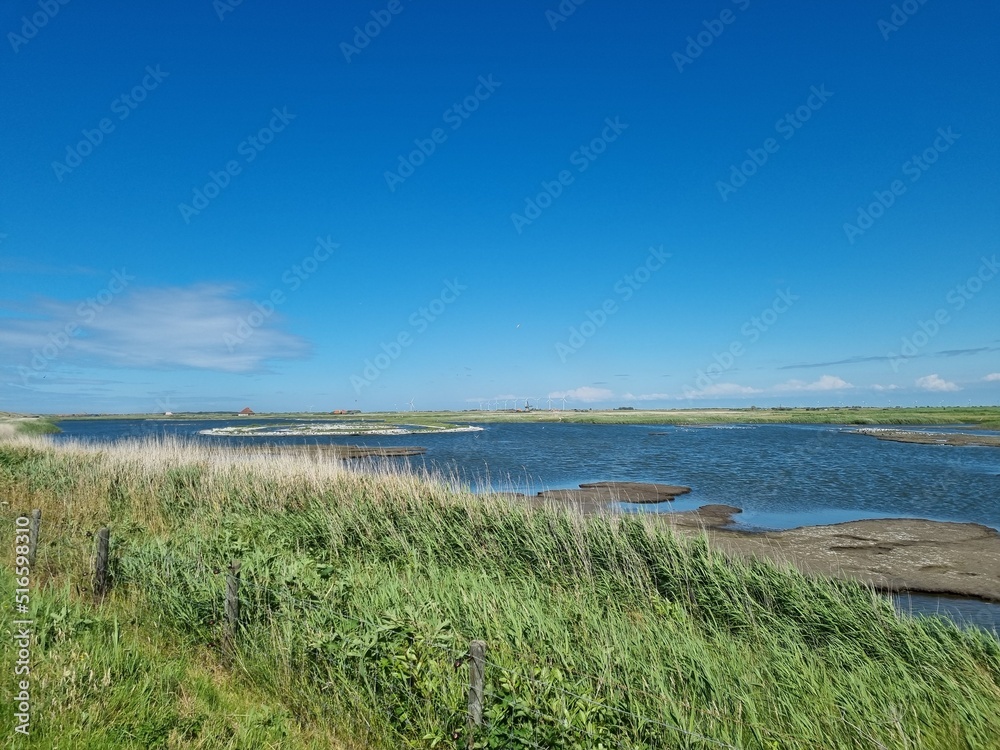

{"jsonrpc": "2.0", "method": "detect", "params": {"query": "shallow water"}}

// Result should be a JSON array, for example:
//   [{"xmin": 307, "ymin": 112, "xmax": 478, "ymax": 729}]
[{"xmin": 892, "ymin": 592, "xmax": 1000, "ymax": 633}]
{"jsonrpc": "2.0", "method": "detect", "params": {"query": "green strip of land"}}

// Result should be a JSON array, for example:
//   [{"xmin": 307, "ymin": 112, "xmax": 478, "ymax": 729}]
[{"xmin": 43, "ymin": 406, "xmax": 1000, "ymax": 430}]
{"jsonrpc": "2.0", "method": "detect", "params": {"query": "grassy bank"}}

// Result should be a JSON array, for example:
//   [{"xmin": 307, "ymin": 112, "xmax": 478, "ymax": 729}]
[
  {"xmin": 2, "ymin": 435, "xmax": 1000, "ymax": 748},
  {"xmin": 0, "ymin": 416, "xmax": 61, "ymax": 437}
]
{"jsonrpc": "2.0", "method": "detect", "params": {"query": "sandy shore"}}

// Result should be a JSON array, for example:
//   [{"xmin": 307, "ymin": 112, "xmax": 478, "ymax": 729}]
[
  {"xmin": 698, "ymin": 517, "xmax": 1000, "ymax": 602},
  {"xmin": 525, "ymin": 482, "xmax": 1000, "ymax": 602}
]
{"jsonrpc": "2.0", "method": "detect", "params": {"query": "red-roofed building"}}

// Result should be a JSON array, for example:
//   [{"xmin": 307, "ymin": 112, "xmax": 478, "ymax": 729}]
[{"xmin": 238, "ymin": 407, "xmax": 254, "ymax": 416}]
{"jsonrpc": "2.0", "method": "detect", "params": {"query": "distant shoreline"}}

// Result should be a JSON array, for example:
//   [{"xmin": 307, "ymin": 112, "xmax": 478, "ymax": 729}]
[{"xmin": 25, "ymin": 405, "xmax": 1000, "ymax": 430}]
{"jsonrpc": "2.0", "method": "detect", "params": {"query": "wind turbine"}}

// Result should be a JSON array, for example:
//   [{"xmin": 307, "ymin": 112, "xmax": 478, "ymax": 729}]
[
  {"xmin": 547, "ymin": 398, "xmax": 553, "ymax": 410},
  {"xmin": 561, "ymin": 397, "xmax": 567, "ymax": 410},
  {"xmin": 408, "ymin": 398, "xmax": 415, "ymax": 412},
  {"xmin": 477, "ymin": 400, "xmax": 484, "ymax": 411}
]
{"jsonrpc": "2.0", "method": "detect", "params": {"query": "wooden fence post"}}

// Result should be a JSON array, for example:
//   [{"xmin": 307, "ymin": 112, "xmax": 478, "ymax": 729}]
[
  {"xmin": 222, "ymin": 560, "xmax": 241, "ymax": 665},
  {"xmin": 93, "ymin": 527, "xmax": 110, "ymax": 600},
  {"xmin": 467, "ymin": 639, "xmax": 486, "ymax": 748},
  {"xmin": 28, "ymin": 509, "xmax": 41, "ymax": 567}
]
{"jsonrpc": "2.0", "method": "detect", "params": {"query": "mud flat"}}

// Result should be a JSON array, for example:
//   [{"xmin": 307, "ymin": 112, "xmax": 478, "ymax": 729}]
[
  {"xmin": 520, "ymin": 481, "xmax": 1000, "ymax": 602},
  {"xmin": 703, "ymin": 517, "xmax": 1000, "ymax": 602},
  {"xmin": 852, "ymin": 427, "xmax": 1000, "ymax": 448},
  {"xmin": 530, "ymin": 481, "xmax": 691, "ymax": 513}
]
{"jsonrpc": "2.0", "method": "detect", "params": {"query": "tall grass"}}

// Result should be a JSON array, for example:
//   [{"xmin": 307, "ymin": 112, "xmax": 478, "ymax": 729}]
[{"xmin": 2, "ymin": 434, "xmax": 1000, "ymax": 748}]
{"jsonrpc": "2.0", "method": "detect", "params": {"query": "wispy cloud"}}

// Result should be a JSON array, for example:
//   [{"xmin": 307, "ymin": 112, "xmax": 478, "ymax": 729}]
[
  {"xmin": 871, "ymin": 383, "xmax": 901, "ymax": 391},
  {"xmin": 0, "ymin": 284, "xmax": 310, "ymax": 375},
  {"xmin": 781, "ymin": 346, "xmax": 1000, "ymax": 370},
  {"xmin": 984, "ymin": 373, "xmax": 1000, "ymax": 382},
  {"xmin": 915, "ymin": 374, "xmax": 960, "ymax": 392},
  {"xmin": 938, "ymin": 346, "xmax": 1000, "ymax": 357},
  {"xmin": 778, "ymin": 355, "xmax": 893, "ymax": 370},
  {"xmin": 548, "ymin": 386, "xmax": 614, "ymax": 403}
]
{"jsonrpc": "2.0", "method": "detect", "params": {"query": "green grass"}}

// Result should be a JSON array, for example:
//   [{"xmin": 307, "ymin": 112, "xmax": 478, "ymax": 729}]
[
  {"xmin": 0, "ymin": 417, "xmax": 61, "ymax": 436},
  {"xmin": 2, "ymin": 435, "xmax": 1000, "ymax": 748},
  {"xmin": 0, "ymin": 579, "xmax": 340, "ymax": 749}
]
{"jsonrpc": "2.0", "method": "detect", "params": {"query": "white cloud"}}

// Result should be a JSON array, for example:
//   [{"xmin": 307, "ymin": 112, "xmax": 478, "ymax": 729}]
[
  {"xmin": 622, "ymin": 392, "xmax": 672, "ymax": 402},
  {"xmin": 0, "ymin": 284, "xmax": 310, "ymax": 374},
  {"xmin": 915, "ymin": 374, "xmax": 960, "ymax": 392},
  {"xmin": 984, "ymin": 373, "xmax": 1000, "ymax": 382},
  {"xmin": 773, "ymin": 375, "xmax": 853, "ymax": 392},
  {"xmin": 871, "ymin": 383, "xmax": 901, "ymax": 392},
  {"xmin": 679, "ymin": 383, "xmax": 762, "ymax": 399},
  {"xmin": 547, "ymin": 386, "xmax": 614, "ymax": 403}
]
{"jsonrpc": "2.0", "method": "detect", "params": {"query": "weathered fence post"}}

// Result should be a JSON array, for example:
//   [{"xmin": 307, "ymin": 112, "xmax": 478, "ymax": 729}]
[
  {"xmin": 93, "ymin": 527, "xmax": 110, "ymax": 600},
  {"xmin": 222, "ymin": 560, "xmax": 241, "ymax": 665},
  {"xmin": 467, "ymin": 639, "xmax": 486, "ymax": 748},
  {"xmin": 27, "ymin": 509, "xmax": 41, "ymax": 567}
]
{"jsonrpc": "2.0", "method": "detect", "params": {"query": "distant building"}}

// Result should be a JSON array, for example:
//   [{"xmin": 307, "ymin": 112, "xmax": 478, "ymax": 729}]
[
  {"xmin": 164, "ymin": 411, "xmax": 173, "ymax": 416},
  {"xmin": 239, "ymin": 407, "xmax": 254, "ymax": 416}
]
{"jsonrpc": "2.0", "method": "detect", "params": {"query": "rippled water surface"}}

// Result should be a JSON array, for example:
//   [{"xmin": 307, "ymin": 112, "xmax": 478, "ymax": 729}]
[{"xmin": 53, "ymin": 419, "xmax": 1000, "ymax": 530}]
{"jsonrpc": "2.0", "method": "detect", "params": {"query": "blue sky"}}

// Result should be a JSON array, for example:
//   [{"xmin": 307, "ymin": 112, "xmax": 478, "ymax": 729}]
[{"xmin": 1, "ymin": 0, "xmax": 998, "ymax": 413}]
